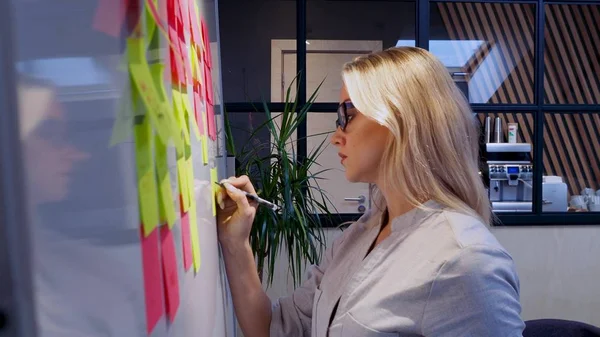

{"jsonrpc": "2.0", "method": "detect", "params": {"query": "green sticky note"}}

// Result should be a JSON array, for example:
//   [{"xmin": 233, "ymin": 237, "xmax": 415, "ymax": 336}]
[
  {"xmin": 188, "ymin": 202, "xmax": 202, "ymax": 273},
  {"xmin": 180, "ymin": 93, "xmax": 202, "ymax": 141},
  {"xmin": 177, "ymin": 153, "xmax": 189, "ymax": 212},
  {"xmin": 149, "ymin": 63, "xmax": 183, "ymax": 154},
  {"xmin": 172, "ymin": 89, "xmax": 190, "ymax": 146},
  {"xmin": 186, "ymin": 157, "xmax": 196, "ymax": 210},
  {"xmin": 127, "ymin": 38, "xmax": 172, "ymax": 149},
  {"xmin": 155, "ymin": 134, "xmax": 177, "ymax": 228},
  {"xmin": 202, "ymin": 135, "xmax": 209, "ymax": 166},
  {"xmin": 134, "ymin": 113, "xmax": 160, "ymax": 236}
]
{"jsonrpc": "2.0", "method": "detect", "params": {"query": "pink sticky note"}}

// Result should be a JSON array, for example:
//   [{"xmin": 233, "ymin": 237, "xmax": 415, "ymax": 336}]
[
  {"xmin": 207, "ymin": 103, "xmax": 216, "ymax": 141},
  {"xmin": 180, "ymin": 211, "xmax": 193, "ymax": 271},
  {"xmin": 92, "ymin": 0, "xmax": 129, "ymax": 37},
  {"xmin": 160, "ymin": 225, "xmax": 180, "ymax": 322},
  {"xmin": 141, "ymin": 227, "xmax": 164, "ymax": 334},
  {"xmin": 201, "ymin": 19, "xmax": 212, "ymax": 68},
  {"xmin": 193, "ymin": 85, "xmax": 206, "ymax": 136},
  {"xmin": 204, "ymin": 63, "xmax": 214, "ymax": 105}
]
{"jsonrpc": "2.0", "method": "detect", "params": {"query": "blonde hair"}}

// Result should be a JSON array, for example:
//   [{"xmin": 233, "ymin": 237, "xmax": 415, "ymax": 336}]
[{"xmin": 342, "ymin": 47, "xmax": 492, "ymax": 225}]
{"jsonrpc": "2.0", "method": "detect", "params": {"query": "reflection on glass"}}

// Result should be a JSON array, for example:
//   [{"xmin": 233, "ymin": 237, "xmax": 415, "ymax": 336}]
[
  {"xmin": 431, "ymin": 3, "xmax": 535, "ymax": 104},
  {"xmin": 219, "ymin": 0, "xmax": 296, "ymax": 102},
  {"xmin": 543, "ymin": 112, "xmax": 600, "ymax": 212},
  {"xmin": 544, "ymin": 4, "xmax": 600, "ymax": 104},
  {"xmin": 306, "ymin": 1, "xmax": 415, "ymax": 103},
  {"xmin": 476, "ymin": 112, "xmax": 535, "ymax": 213}
]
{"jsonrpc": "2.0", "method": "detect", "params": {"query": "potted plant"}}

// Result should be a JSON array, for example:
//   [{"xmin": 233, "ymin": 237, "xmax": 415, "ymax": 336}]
[{"xmin": 222, "ymin": 75, "xmax": 336, "ymax": 287}]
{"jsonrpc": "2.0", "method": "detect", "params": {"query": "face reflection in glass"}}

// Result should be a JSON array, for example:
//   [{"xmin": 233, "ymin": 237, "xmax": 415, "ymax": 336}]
[{"xmin": 20, "ymin": 85, "xmax": 88, "ymax": 204}]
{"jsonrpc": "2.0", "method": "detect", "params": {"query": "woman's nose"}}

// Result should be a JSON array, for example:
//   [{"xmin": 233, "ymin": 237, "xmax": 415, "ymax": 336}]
[{"xmin": 330, "ymin": 127, "xmax": 344, "ymax": 147}]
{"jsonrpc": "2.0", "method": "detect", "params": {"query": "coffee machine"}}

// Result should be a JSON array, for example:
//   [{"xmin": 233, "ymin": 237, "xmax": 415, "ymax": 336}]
[{"xmin": 486, "ymin": 143, "xmax": 533, "ymax": 212}]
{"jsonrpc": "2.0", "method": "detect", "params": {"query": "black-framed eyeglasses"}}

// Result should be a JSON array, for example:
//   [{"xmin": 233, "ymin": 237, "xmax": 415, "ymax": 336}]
[{"xmin": 336, "ymin": 101, "xmax": 354, "ymax": 131}]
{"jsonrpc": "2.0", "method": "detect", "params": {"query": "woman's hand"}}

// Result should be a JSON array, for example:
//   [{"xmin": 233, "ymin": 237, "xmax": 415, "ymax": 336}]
[{"xmin": 216, "ymin": 175, "xmax": 258, "ymax": 246}]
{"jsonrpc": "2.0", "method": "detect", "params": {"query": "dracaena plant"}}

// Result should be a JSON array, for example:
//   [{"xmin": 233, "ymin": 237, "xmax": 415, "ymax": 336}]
[{"xmin": 223, "ymin": 74, "xmax": 336, "ymax": 287}]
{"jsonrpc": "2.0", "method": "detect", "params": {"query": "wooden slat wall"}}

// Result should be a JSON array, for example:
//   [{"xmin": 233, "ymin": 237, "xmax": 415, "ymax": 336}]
[{"xmin": 440, "ymin": 3, "xmax": 600, "ymax": 197}]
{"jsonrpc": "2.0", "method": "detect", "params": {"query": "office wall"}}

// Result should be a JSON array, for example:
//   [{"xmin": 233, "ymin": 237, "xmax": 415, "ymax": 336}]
[{"xmin": 493, "ymin": 227, "xmax": 600, "ymax": 326}]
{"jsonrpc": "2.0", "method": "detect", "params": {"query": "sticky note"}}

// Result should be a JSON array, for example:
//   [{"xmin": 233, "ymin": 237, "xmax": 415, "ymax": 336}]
[
  {"xmin": 201, "ymin": 135, "xmax": 209, "ymax": 166},
  {"xmin": 155, "ymin": 135, "xmax": 177, "ymax": 228},
  {"xmin": 168, "ymin": 28, "xmax": 185, "ymax": 87},
  {"xmin": 127, "ymin": 38, "xmax": 172, "ymax": 148},
  {"xmin": 181, "ymin": 93, "xmax": 202, "ymax": 141},
  {"xmin": 145, "ymin": 0, "xmax": 168, "ymax": 35},
  {"xmin": 188, "ymin": 0, "xmax": 202, "ymax": 47},
  {"xmin": 149, "ymin": 62, "xmax": 183, "ymax": 154},
  {"xmin": 178, "ymin": 0, "xmax": 191, "ymax": 38},
  {"xmin": 172, "ymin": 89, "xmax": 190, "ymax": 145},
  {"xmin": 177, "ymin": 154, "xmax": 189, "ymax": 212},
  {"xmin": 207, "ymin": 103, "xmax": 216, "ymax": 141},
  {"xmin": 204, "ymin": 62, "xmax": 214, "ymax": 105},
  {"xmin": 141, "ymin": 227, "xmax": 164, "ymax": 334},
  {"xmin": 180, "ymin": 211, "xmax": 193, "ymax": 271},
  {"xmin": 189, "ymin": 202, "xmax": 202, "ymax": 273},
  {"xmin": 134, "ymin": 114, "xmax": 160, "ymax": 236},
  {"xmin": 186, "ymin": 157, "xmax": 196, "ymax": 206},
  {"xmin": 160, "ymin": 225, "xmax": 180, "ymax": 321},
  {"xmin": 210, "ymin": 167, "xmax": 218, "ymax": 216},
  {"xmin": 92, "ymin": 0, "xmax": 129, "ymax": 37},
  {"xmin": 201, "ymin": 19, "xmax": 212, "ymax": 69}
]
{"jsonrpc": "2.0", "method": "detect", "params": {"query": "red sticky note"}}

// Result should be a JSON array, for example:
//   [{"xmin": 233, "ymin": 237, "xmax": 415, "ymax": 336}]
[
  {"xmin": 168, "ymin": 28, "xmax": 185, "ymax": 86},
  {"xmin": 201, "ymin": 19, "xmax": 212, "ymax": 68},
  {"xmin": 92, "ymin": 0, "xmax": 128, "ymax": 37},
  {"xmin": 204, "ymin": 62, "xmax": 214, "ymax": 105},
  {"xmin": 160, "ymin": 225, "xmax": 180, "ymax": 322},
  {"xmin": 141, "ymin": 227, "xmax": 164, "ymax": 334},
  {"xmin": 207, "ymin": 103, "xmax": 216, "ymax": 141},
  {"xmin": 180, "ymin": 211, "xmax": 193, "ymax": 271}
]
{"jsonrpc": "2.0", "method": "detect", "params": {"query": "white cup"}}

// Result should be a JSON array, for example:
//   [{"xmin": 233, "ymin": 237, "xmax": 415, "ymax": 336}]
[{"xmin": 570, "ymin": 195, "xmax": 588, "ymax": 210}]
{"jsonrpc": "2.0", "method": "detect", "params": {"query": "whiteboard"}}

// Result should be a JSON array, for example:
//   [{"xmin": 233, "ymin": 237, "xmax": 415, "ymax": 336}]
[{"xmin": 0, "ymin": 0, "xmax": 235, "ymax": 336}]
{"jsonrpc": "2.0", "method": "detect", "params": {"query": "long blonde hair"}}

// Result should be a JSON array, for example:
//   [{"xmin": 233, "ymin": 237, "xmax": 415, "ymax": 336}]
[{"xmin": 342, "ymin": 47, "xmax": 491, "ymax": 225}]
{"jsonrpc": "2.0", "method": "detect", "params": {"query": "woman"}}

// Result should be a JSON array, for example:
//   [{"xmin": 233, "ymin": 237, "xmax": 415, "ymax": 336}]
[{"xmin": 217, "ymin": 47, "xmax": 525, "ymax": 337}]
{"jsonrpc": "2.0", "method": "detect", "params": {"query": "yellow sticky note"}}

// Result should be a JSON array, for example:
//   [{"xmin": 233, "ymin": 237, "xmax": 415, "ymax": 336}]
[
  {"xmin": 134, "ymin": 113, "xmax": 159, "ymax": 236},
  {"xmin": 188, "ymin": 202, "xmax": 201, "ymax": 273},
  {"xmin": 180, "ymin": 93, "xmax": 202, "ymax": 141},
  {"xmin": 186, "ymin": 157, "xmax": 196, "ymax": 209},
  {"xmin": 210, "ymin": 167, "xmax": 218, "ymax": 216},
  {"xmin": 172, "ymin": 90, "xmax": 190, "ymax": 145},
  {"xmin": 155, "ymin": 134, "xmax": 177, "ymax": 228},
  {"xmin": 177, "ymin": 153, "xmax": 189, "ymax": 212},
  {"xmin": 127, "ymin": 38, "xmax": 172, "ymax": 148},
  {"xmin": 149, "ymin": 63, "xmax": 183, "ymax": 154},
  {"xmin": 202, "ymin": 135, "xmax": 209, "ymax": 165}
]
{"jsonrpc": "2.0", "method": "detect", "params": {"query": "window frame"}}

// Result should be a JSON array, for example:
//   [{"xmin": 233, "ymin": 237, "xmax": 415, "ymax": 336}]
[{"xmin": 224, "ymin": 0, "xmax": 600, "ymax": 226}]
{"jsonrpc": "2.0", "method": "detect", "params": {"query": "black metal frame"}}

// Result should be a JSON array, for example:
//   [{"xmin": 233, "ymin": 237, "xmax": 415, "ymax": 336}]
[{"xmin": 224, "ymin": 0, "xmax": 600, "ymax": 227}]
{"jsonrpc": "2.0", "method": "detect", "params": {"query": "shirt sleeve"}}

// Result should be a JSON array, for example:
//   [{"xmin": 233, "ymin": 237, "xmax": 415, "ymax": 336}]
[
  {"xmin": 421, "ymin": 245, "xmax": 525, "ymax": 337},
  {"xmin": 269, "ymin": 228, "xmax": 348, "ymax": 337}
]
